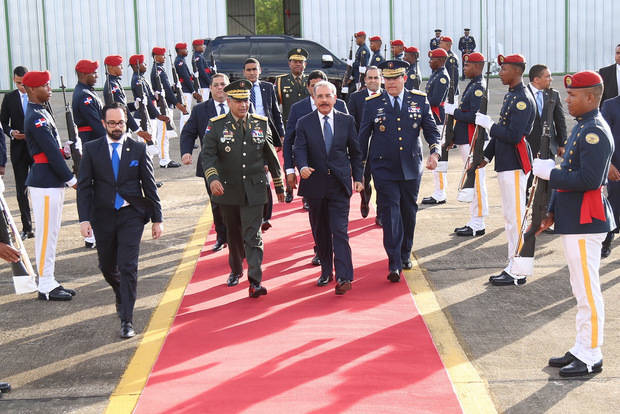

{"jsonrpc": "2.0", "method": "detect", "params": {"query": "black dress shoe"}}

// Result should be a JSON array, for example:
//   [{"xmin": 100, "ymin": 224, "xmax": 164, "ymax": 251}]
[
  {"xmin": 455, "ymin": 226, "xmax": 485, "ymax": 237},
  {"xmin": 285, "ymin": 191, "xmax": 294, "ymax": 203},
  {"xmin": 85, "ymin": 241, "xmax": 96, "ymax": 249},
  {"xmin": 490, "ymin": 273, "xmax": 526, "ymax": 286},
  {"xmin": 261, "ymin": 220, "xmax": 272, "ymax": 232},
  {"xmin": 38, "ymin": 286, "xmax": 72, "ymax": 301},
  {"xmin": 402, "ymin": 260, "xmax": 413, "ymax": 270},
  {"xmin": 548, "ymin": 352, "xmax": 576, "ymax": 368},
  {"xmin": 0, "ymin": 382, "xmax": 10, "ymax": 393},
  {"xmin": 601, "ymin": 231, "xmax": 614, "ymax": 258},
  {"xmin": 212, "ymin": 240, "xmax": 226, "ymax": 252},
  {"xmin": 559, "ymin": 358, "xmax": 602, "ymax": 377},
  {"xmin": 489, "ymin": 271, "xmax": 509, "ymax": 282},
  {"xmin": 58, "ymin": 285, "xmax": 76, "ymax": 296},
  {"xmin": 375, "ymin": 217, "xmax": 382, "ymax": 227},
  {"xmin": 160, "ymin": 160, "xmax": 181, "ymax": 168},
  {"xmin": 311, "ymin": 254, "xmax": 321, "ymax": 266},
  {"xmin": 317, "ymin": 274, "xmax": 333, "ymax": 286},
  {"xmin": 20, "ymin": 230, "xmax": 34, "ymax": 240},
  {"xmin": 360, "ymin": 202, "xmax": 370, "ymax": 218},
  {"xmin": 387, "ymin": 270, "xmax": 401, "ymax": 283},
  {"xmin": 156, "ymin": 181, "xmax": 164, "ymax": 188},
  {"xmin": 120, "ymin": 321, "xmax": 136, "ymax": 339},
  {"xmin": 227, "ymin": 273, "xmax": 242, "ymax": 287},
  {"xmin": 335, "ymin": 279, "xmax": 352, "ymax": 295},
  {"xmin": 421, "ymin": 196, "xmax": 446, "ymax": 205},
  {"xmin": 249, "ymin": 283, "xmax": 267, "ymax": 298}
]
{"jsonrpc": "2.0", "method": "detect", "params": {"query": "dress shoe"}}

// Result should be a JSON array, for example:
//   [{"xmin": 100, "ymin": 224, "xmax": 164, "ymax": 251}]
[
  {"xmin": 421, "ymin": 196, "xmax": 446, "ymax": 205},
  {"xmin": 227, "ymin": 272, "xmax": 242, "ymax": 287},
  {"xmin": 402, "ymin": 260, "xmax": 413, "ymax": 270},
  {"xmin": 489, "ymin": 271, "xmax": 510, "ymax": 282},
  {"xmin": 38, "ymin": 286, "xmax": 72, "ymax": 301},
  {"xmin": 285, "ymin": 191, "xmax": 294, "ymax": 203},
  {"xmin": 387, "ymin": 270, "xmax": 401, "ymax": 283},
  {"xmin": 120, "ymin": 321, "xmax": 136, "ymax": 339},
  {"xmin": 559, "ymin": 358, "xmax": 602, "ymax": 377},
  {"xmin": 360, "ymin": 202, "xmax": 370, "ymax": 218},
  {"xmin": 311, "ymin": 254, "xmax": 321, "ymax": 266},
  {"xmin": 0, "ymin": 382, "xmax": 10, "ymax": 393},
  {"xmin": 160, "ymin": 160, "xmax": 181, "ymax": 168},
  {"xmin": 261, "ymin": 220, "xmax": 272, "ymax": 232},
  {"xmin": 249, "ymin": 282, "xmax": 267, "ymax": 298},
  {"xmin": 335, "ymin": 279, "xmax": 352, "ymax": 295},
  {"xmin": 375, "ymin": 217, "xmax": 383, "ymax": 227},
  {"xmin": 548, "ymin": 352, "xmax": 576, "ymax": 368},
  {"xmin": 317, "ymin": 274, "xmax": 333, "ymax": 286},
  {"xmin": 84, "ymin": 241, "xmax": 96, "ymax": 249},
  {"xmin": 490, "ymin": 272, "xmax": 526, "ymax": 286},
  {"xmin": 156, "ymin": 181, "xmax": 164, "ymax": 188},
  {"xmin": 20, "ymin": 230, "xmax": 34, "ymax": 240},
  {"xmin": 58, "ymin": 285, "xmax": 76, "ymax": 296},
  {"xmin": 212, "ymin": 239, "xmax": 226, "ymax": 252},
  {"xmin": 601, "ymin": 231, "xmax": 614, "ymax": 258},
  {"xmin": 455, "ymin": 226, "xmax": 485, "ymax": 237}
]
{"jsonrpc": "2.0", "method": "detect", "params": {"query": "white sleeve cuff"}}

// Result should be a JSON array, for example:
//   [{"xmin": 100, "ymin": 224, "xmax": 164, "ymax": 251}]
[
  {"xmin": 65, "ymin": 176, "xmax": 77, "ymax": 187},
  {"xmin": 285, "ymin": 168, "xmax": 296, "ymax": 175}
]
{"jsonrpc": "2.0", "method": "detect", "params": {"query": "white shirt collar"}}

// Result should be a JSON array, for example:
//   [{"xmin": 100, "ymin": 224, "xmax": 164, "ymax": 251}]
[
  {"xmin": 107, "ymin": 133, "xmax": 127, "ymax": 147},
  {"xmin": 318, "ymin": 109, "xmax": 334, "ymax": 122},
  {"xmin": 528, "ymin": 84, "xmax": 541, "ymax": 94},
  {"xmin": 310, "ymin": 97, "xmax": 317, "ymax": 111},
  {"xmin": 367, "ymin": 88, "xmax": 381, "ymax": 96}
]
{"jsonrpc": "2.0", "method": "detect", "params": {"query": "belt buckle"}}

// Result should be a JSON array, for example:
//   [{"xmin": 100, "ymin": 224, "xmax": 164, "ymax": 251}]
[{"xmin": 327, "ymin": 169, "xmax": 332, "ymax": 175}]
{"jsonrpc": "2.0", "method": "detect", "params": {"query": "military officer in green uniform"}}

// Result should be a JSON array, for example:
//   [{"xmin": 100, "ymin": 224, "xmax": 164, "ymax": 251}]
[
  {"xmin": 276, "ymin": 48, "xmax": 310, "ymax": 126},
  {"xmin": 202, "ymin": 80, "xmax": 285, "ymax": 298}
]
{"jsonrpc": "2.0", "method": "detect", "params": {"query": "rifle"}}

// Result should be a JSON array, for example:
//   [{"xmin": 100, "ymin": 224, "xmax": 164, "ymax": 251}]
[
  {"xmin": 60, "ymin": 76, "xmax": 81, "ymax": 176},
  {"xmin": 438, "ymin": 56, "xmax": 458, "ymax": 169},
  {"xmin": 133, "ymin": 76, "xmax": 153, "ymax": 144},
  {"xmin": 168, "ymin": 52, "xmax": 188, "ymax": 112},
  {"xmin": 340, "ymin": 37, "xmax": 354, "ymax": 95},
  {"xmin": 457, "ymin": 62, "xmax": 492, "ymax": 201},
  {"xmin": 103, "ymin": 69, "xmax": 114, "ymax": 105},
  {"xmin": 210, "ymin": 51, "xmax": 217, "ymax": 73},
  {"xmin": 384, "ymin": 43, "xmax": 387, "ymax": 60},
  {"xmin": 191, "ymin": 54, "xmax": 203, "ymax": 102},
  {"xmin": 152, "ymin": 64, "xmax": 175, "ymax": 130}
]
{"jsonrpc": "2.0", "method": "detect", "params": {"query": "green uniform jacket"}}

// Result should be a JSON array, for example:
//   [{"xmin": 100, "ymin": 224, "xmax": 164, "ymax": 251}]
[
  {"xmin": 202, "ymin": 112, "xmax": 284, "ymax": 206},
  {"xmin": 276, "ymin": 72, "xmax": 309, "ymax": 124}
]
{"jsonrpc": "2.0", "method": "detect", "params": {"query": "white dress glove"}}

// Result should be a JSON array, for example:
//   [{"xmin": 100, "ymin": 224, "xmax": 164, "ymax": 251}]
[
  {"xmin": 532, "ymin": 158, "xmax": 556, "ymax": 180},
  {"xmin": 444, "ymin": 102, "xmax": 456, "ymax": 115},
  {"xmin": 475, "ymin": 112, "xmax": 494, "ymax": 130}
]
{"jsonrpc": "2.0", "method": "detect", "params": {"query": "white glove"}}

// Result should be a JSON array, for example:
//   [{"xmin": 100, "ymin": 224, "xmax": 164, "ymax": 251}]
[
  {"xmin": 444, "ymin": 102, "xmax": 456, "ymax": 115},
  {"xmin": 475, "ymin": 112, "xmax": 494, "ymax": 130},
  {"xmin": 532, "ymin": 158, "xmax": 556, "ymax": 180},
  {"xmin": 135, "ymin": 97, "xmax": 142, "ymax": 103},
  {"xmin": 359, "ymin": 66, "xmax": 367, "ymax": 74}
]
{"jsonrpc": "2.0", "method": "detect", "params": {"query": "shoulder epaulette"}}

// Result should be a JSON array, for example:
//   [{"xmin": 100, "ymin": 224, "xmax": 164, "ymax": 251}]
[
  {"xmin": 409, "ymin": 89, "xmax": 427, "ymax": 97},
  {"xmin": 251, "ymin": 114, "xmax": 268, "ymax": 121},
  {"xmin": 365, "ymin": 93, "xmax": 382, "ymax": 101},
  {"xmin": 275, "ymin": 74, "xmax": 287, "ymax": 78},
  {"xmin": 209, "ymin": 113, "xmax": 227, "ymax": 122}
]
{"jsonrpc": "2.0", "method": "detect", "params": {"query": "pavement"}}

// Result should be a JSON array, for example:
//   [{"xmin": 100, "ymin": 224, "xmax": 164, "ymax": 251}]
[{"xmin": 0, "ymin": 76, "xmax": 618, "ymax": 413}]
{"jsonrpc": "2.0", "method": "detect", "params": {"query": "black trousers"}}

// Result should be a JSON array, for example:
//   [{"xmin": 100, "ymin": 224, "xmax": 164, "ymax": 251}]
[
  {"xmin": 263, "ymin": 184, "xmax": 273, "ymax": 221},
  {"xmin": 203, "ymin": 177, "xmax": 227, "ymax": 243},
  {"xmin": 92, "ymin": 206, "xmax": 145, "ymax": 323},
  {"xmin": 11, "ymin": 156, "xmax": 32, "ymax": 232}
]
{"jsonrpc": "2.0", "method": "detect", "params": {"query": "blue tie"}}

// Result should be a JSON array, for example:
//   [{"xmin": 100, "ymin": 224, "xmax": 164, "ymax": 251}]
[
  {"xmin": 536, "ymin": 90, "xmax": 543, "ymax": 117},
  {"xmin": 111, "ymin": 143, "xmax": 124, "ymax": 210},
  {"xmin": 250, "ymin": 84, "xmax": 257, "ymax": 109},
  {"xmin": 323, "ymin": 115, "xmax": 333, "ymax": 154},
  {"xmin": 219, "ymin": 103, "xmax": 226, "ymax": 115},
  {"xmin": 21, "ymin": 94, "xmax": 28, "ymax": 114}
]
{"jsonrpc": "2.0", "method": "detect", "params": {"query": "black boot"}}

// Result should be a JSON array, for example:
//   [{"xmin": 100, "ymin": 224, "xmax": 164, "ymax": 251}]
[{"xmin": 601, "ymin": 231, "xmax": 614, "ymax": 258}]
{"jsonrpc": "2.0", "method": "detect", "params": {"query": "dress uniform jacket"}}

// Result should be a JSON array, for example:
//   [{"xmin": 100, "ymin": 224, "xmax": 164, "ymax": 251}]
[
  {"xmin": 174, "ymin": 55, "xmax": 196, "ymax": 94},
  {"xmin": 193, "ymin": 52, "xmax": 212, "ymax": 88},
  {"xmin": 151, "ymin": 63, "xmax": 178, "ymax": 107},
  {"xmin": 452, "ymin": 74, "xmax": 485, "ymax": 145},
  {"xmin": 549, "ymin": 108, "xmax": 615, "ymax": 234},
  {"xmin": 370, "ymin": 51, "xmax": 385, "ymax": 66},
  {"xmin": 104, "ymin": 75, "xmax": 140, "ymax": 132},
  {"xmin": 458, "ymin": 36, "xmax": 476, "ymax": 54},
  {"xmin": 202, "ymin": 113, "xmax": 284, "ymax": 206},
  {"xmin": 180, "ymin": 99, "xmax": 218, "ymax": 177},
  {"xmin": 276, "ymin": 73, "xmax": 309, "ymax": 125},
  {"xmin": 131, "ymin": 73, "xmax": 160, "ymax": 120},
  {"xmin": 72, "ymin": 82, "xmax": 105, "ymax": 143},
  {"xmin": 426, "ymin": 67, "xmax": 450, "ymax": 124},
  {"xmin": 445, "ymin": 53, "xmax": 460, "ymax": 94},
  {"xmin": 352, "ymin": 43, "xmax": 370, "ymax": 84},
  {"xmin": 484, "ymin": 83, "xmax": 536, "ymax": 172},
  {"xmin": 405, "ymin": 63, "xmax": 421, "ymax": 90},
  {"xmin": 430, "ymin": 37, "xmax": 441, "ymax": 50}
]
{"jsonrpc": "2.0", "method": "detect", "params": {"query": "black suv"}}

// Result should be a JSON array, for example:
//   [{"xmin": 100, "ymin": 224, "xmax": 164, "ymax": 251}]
[{"xmin": 204, "ymin": 35, "xmax": 348, "ymax": 89}]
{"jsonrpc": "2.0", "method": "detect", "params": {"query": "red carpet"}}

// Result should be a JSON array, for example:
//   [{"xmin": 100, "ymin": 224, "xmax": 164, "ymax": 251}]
[{"xmin": 134, "ymin": 194, "xmax": 462, "ymax": 413}]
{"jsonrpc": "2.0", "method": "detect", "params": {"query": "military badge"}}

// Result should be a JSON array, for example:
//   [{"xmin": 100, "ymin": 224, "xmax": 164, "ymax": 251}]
[
  {"xmin": 475, "ymin": 89, "xmax": 483, "ymax": 97},
  {"xmin": 225, "ymin": 146, "xmax": 231, "ymax": 152},
  {"xmin": 410, "ymin": 74, "xmax": 416, "ymax": 79},
  {"xmin": 376, "ymin": 57, "xmax": 381, "ymax": 62},
  {"xmin": 440, "ymin": 78, "xmax": 447, "ymax": 84},
  {"xmin": 516, "ymin": 101, "xmax": 527, "ymax": 110},
  {"xmin": 379, "ymin": 125, "xmax": 386, "ymax": 132},
  {"xmin": 585, "ymin": 133, "xmax": 599, "ymax": 144}
]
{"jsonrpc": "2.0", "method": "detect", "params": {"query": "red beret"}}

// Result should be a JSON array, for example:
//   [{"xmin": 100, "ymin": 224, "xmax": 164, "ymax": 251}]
[
  {"xmin": 369, "ymin": 36, "xmax": 381, "ymax": 42},
  {"xmin": 175, "ymin": 42, "xmax": 187, "ymax": 50},
  {"xmin": 463, "ymin": 52, "xmax": 485, "ymax": 63},
  {"xmin": 390, "ymin": 39, "xmax": 404, "ymax": 47},
  {"xmin": 440, "ymin": 36, "xmax": 453, "ymax": 43},
  {"xmin": 564, "ymin": 70, "xmax": 603, "ymax": 89},
  {"xmin": 498, "ymin": 54, "xmax": 526, "ymax": 65},
  {"xmin": 22, "ymin": 71, "xmax": 51, "ymax": 88},
  {"xmin": 152, "ymin": 47, "xmax": 166, "ymax": 55},
  {"xmin": 75, "ymin": 59, "xmax": 99, "ymax": 74},
  {"xmin": 355, "ymin": 31, "xmax": 366, "ymax": 38},
  {"xmin": 104, "ymin": 55, "xmax": 123, "ymax": 66},
  {"xmin": 404, "ymin": 46, "xmax": 419, "ymax": 54},
  {"xmin": 129, "ymin": 54, "xmax": 145, "ymax": 65},
  {"xmin": 192, "ymin": 39, "xmax": 204, "ymax": 46},
  {"xmin": 429, "ymin": 48, "xmax": 448, "ymax": 58}
]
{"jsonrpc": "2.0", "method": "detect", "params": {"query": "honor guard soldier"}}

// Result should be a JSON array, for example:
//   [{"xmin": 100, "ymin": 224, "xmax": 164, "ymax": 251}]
[
  {"xmin": 358, "ymin": 60, "xmax": 441, "ymax": 283},
  {"xmin": 201, "ymin": 80, "xmax": 285, "ymax": 297},
  {"xmin": 175, "ymin": 42, "xmax": 202, "ymax": 132},
  {"xmin": 276, "ymin": 48, "xmax": 310, "ymax": 126},
  {"xmin": 23, "ymin": 71, "xmax": 77, "ymax": 301},
  {"xmin": 458, "ymin": 29, "xmax": 476, "ymax": 79},
  {"xmin": 404, "ymin": 46, "xmax": 421, "ymax": 90},
  {"xmin": 192, "ymin": 39, "xmax": 214, "ymax": 101},
  {"xmin": 369, "ymin": 36, "xmax": 385, "ymax": 66},
  {"xmin": 422, "ymin": 48, "xmax": 450, "ymax": 205},
  {"xmin": 440, "ymin": 36, "xmax": 460, "ymax": 95},
  {"xmin": 390, "ymin": 40, "xmax": 405, "ymax": 61},
  {"xmin": 534, "ymin": 71, "xmax": 614, "ymax": 377},
  {"xmin": 430, "ymin": 29, "xmax": 443, "ymax": 50},
  {"xmin": 475, "ymin": 54, "xmax": 535, "ymax": 286},
  {"xmin": 351, "ymin": 31, "xmax": 371, "ymax": 90},
  {"xmin": 444, "ymin": 52, "xmax": 489, "ymax": 236}
]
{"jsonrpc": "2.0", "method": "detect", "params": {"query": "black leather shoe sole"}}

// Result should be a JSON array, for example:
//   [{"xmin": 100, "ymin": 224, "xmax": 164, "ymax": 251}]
[
  {"xmin": 490, "ymin": 273, "xmax": 526, "ymax": 286},
  {"xmin": 402, "ymin": 261, "xmax": 413, "ymax": 270},
  {"xmin": 421, "ymin": 197, "xmax": 446, "ymax": 205},
  {"xmin": 38, "ymin": 287, "xmax": 72, "ymax": 301},
  {"xmin": 317, "ymin": 275, "xmax": 333, "ymax": 287},
  {"xmin": 455, "ymin": 227, "xmax": 486, "ymax": 237},
  {"xmin": 549, "ymin": 352, "xmax": 576, "ymax": 368},
  {"xmin": 311, "ymin": 254, "xmax": 321, "ymax": 266},
  {"xmin": 212, "ymin": 241, "xmax": 226, "ymax": 252},
  {"xmin": 387, "ymin": 271, "xmax": 401, "ymax": 283}
]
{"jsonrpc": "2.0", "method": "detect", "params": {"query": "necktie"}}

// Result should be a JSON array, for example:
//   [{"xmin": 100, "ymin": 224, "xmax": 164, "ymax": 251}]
[
  {"xmin": 393, "ymin": 96, "xmax": 400, "ymax": 113},
  {"xmin": 536, "ymin": 90, "xmax": 543, "ymax": 117},
  {"xmin": 21, "ymin": 94, "xmax": 28, "ymax": 114},
  {"xmin": 238, "ymin": 118, "xmax": 245, "ymax": 134},
  {"xmin": 111, "ymin": 143, "xmax": 124, "ymax": 210},
  {"xmin": 250, "ymin": 84, "xmax": 257, "ymax": 109},
  {"xmin": 323, "ymin": 115, "xmax": 333, "ymax": 154},
  {"xmin": 219, "ymin": 103, "xmax": 226, "ymax": 115}
]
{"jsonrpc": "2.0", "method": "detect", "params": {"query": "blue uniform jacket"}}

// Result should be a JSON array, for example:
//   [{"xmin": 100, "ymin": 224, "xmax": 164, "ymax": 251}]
[
  {"xmin": 151, "ymin": 63, "xmax": 177, "ymax": 107},
  {"xmin": 352, "ymin": 43, "xmax": 370, "ymax": 83},
  {"xmin": 104, "ymin": 75, "xmax": 139, "ymax": 132},
  {"xmin": 358, "ymin": 90, "xmax": 441, "ymax": 181},
  {"xmin": 294, "ymin": 109, "xmax": 363, "ymax": 198},
  {"xmin": 452, "ymin": 74, "xmax": 485, "ymax": 145},
  {"xmin": 405, "ymin": 62, "xmax": 421, "ymax": 91},
  {"xmin": 193, "ymin": 52, "xmax": 212, "ymax": 88},
  {"xmin": 548, "ymin": 109, "xmax": 615, "ymax": 234},
  {"xmin": 458, "ymin": 36, "xmax": 476, "ymax": 54},
  {"xmin": 174, "ymin": 55, "xmax": 196, "ymax": 94},
  {"xmin": 445, "ymin": 52, "xmax": 459, "ymax": 95},
  {"xmin": 370, "ymin": 51, "xmax": 385, "ymax": 66},
  {"xmin": 24, "ymin": 103, "xmax": 74, "ymax": 188},
  {"xmin": 180, "ymin": 99, "xmax": 218, "ymax": 177},
  {"xmin": 430, "ymin": 37, "xmax": 441, "ymax": 50},
  {"xmin": 72, "ymin": 81, "xmax": 105, "ymax": 143},
  {"xmin": 484, "ymin": 82, "xmax": 535, "ymax": 172},
  {"xmin": 131, "ymin": 72, "xmax": 160, "ymax": 120},
  {"xmin": 425, "ymin": 67, "xmax": 449, "ymax": 124}
]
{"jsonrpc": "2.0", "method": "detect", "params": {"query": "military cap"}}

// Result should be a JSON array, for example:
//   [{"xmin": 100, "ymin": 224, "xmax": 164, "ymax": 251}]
[
  {"xmin": 288, "ymin": 47, "xmax": 309, "ymax": 61},
  {"xmin": 355, "ymin": 31, "xmax": 366, "ymax": 38},
  {"xmin": 429, "ymin": 48, "xmax": 448, "ymax": 58},
  {"xmin": 75, "ymin": 59, "xmax": 99, "ymax": 74},
  {"xmin": 369, "ymin": 36, "xmax": 382, "ymax": 42},
  {"xmin": 378, "ymin": 60, "xmax": 409, "ymax": 78},
  {"xmin": 175, "ymin": 42, "xmax": 187, "ymax": 49},
  {"xmin": 192, "ymin": 39, "xmax": 204, "ymax": 46},
  {"xmin": 104, "ymin": 55, "xmax": 123, "ymax": 66},
  {"xmin": 497, "ymin": 54, "xmax": 526, "ymax": 65},
  {"xmin": 440, "ymin": 36, "xmax": 453, "ymax": 43},
  {"xmin": 224, "ymin": 79, "xmax": 252, "ymax": 100},
  {"xmin": 464, "ymin": 28, "xmax": 471, "ymax": 31},
  {"xmin": 129, "ymin": 54, "xmax": 145, "ymax": 65},
  {"xmin": 435, "ymin": 29, "xmax": 442, "ymax": 33},
  {"xmin": 152, "ymin": 47, "xmax": 166, "ymax": 55},
  {"xmin": 404, "ymin": 46, "xmax": 420, "ymax": 54},
  {"xmin": 390, "ymin": 39, "xmax": 404, "ymax": 46},
  {"xmin": 22, "ymin": 71, "xmax": 50, "ymax": 87},
  {"xmin": 564, "ymin": 70, "xmax": 603, "ymax": 89},
  {"xmin": 463, "ymin": 52, "xmax": 485, "ymax": 63}
]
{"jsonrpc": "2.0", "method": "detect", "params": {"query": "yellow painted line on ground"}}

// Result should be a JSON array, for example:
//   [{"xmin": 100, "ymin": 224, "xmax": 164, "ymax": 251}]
[{"xmin": 105, "ymin": 206, "xmax": 213, "ymax": 414}]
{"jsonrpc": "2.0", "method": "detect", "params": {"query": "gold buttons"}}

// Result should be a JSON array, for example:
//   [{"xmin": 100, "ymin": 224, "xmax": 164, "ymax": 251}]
[
  {"xmin": 570, "ymin": 150, "xmax": 573, "ymax": 155},
  {"xmin": 398, "ymin": 127, "xmax": 401, "ymax": 131},
  {"xmin": 398, "ymin": 137, "xmax": 402, "ymax": 141},
  {"xmin": 399, "ymin": 146, "xmax": 403, "ymax": 150},
  {"xmin": 396, "ymin": 117, "xmax": 400, "ymax": 121}
]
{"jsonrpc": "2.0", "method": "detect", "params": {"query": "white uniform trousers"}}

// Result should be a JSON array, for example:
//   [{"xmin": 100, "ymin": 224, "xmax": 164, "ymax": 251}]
[
  {"xmin": 29, "ymin": 187, "xmax": 64, "ymax": 294},
  {"xmin": 200, "ymin": 87, "xmax": 210, "ymax": 102},
  {"xmin": 431, "ymin": 125, "xmax": 448, "ymax": 201},
  {"xmin": 561, "ymin": 233, "xmax": 606, "ymax": 366},
  {"xmin": 178, "ymin": 92, "xmax": 194, "ymax": 134},
  {"xmin": 457, "ymin": 144, "xmax": 488, "ymax": 231},
  {"xmin": 497, "ymin": 169, "xmax": 528, "ymax": 277},
  {"xmin": 153, "ymin": 119, "xmax": 173, "ymax": 166}
]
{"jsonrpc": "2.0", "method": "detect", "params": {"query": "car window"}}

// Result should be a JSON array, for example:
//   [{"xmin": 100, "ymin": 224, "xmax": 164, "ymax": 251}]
[{"xmin": 214, "ymin": 41, "xmax": 254, "ymax": 65}]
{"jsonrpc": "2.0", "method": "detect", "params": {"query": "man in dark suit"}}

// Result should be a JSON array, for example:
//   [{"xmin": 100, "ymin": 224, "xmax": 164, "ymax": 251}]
[
  {"xmin": 1, "ymin": 66, "xmax": 34, "ymax": 239},
  {"xmin": 77, "ymin": 102, "xmax": 163, "ymax": 339},
  {"xmin": 601, "ymin": 94, "xmax": 620, "ymax": 257},
  {"xmin": 181, "ymin": 73, "xmax": 229, "ymax": 252},
  {"xmin": 295, "ymin": 81, "xmax": 363, "ymax": 294},
  {"xmin": 598, "ymin": 44, "xmax": 620, "ymax": 106}
]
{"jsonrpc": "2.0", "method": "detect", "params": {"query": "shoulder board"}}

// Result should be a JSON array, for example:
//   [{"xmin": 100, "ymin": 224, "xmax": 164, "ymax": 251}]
[
  {"xmin": 275, "ymin": 74, "xmax": 287, "ymax": 78},
  {"xmin": 409, "ymin": 89, "xmax": 427, "ymax": 97},
  {"xmin": 365, "ymin": 93, "xmax": 382, "ymax": 101},
  {"xmin": 251, "ymin": 114, "xmax": 268, "ymax": 121},
  {"xmin": 209, "ymin": 114, "xmax": 227, "ymax": 122}
]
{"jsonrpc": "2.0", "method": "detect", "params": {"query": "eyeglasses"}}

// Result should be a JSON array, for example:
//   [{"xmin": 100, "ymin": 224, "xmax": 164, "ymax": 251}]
[{"xmin": 106, "ymin": 120, "xmax": 126, "ymax": 127}]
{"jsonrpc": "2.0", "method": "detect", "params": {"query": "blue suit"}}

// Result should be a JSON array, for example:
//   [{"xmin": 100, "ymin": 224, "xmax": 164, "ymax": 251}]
[
  {"xmin": 358, "ymin": 90, "xmax": 441, "ymax": 271},
  {"xmin": 602, "ymin": 96, "xmax": 620, "ymax": 229},
  {"xmin": 405, "ymin": 62, "xmax": 421, "ymax": 90},
  {"xmin": 426, "ymin": 67, "xmax": 449, "ymax": 124},
  {"xmin": 294, "ymin": 110, "xmax": 362, "ymax": 280},
  {"xmin": 453, "ymin": 74, "xmax": 485, "ymax": 145}
]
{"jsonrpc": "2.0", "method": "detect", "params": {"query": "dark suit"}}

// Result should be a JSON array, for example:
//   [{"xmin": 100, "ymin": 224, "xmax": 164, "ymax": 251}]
[
  {"xmin": 77, "ymin": 135, "xmax": 162, "ymax": 323},
  {"xmin": 252, "ymin": 80, "xmax": 285, "ymax": 147},
  {"xmin": 602, "ymin": 95, "xmax": 620, "ymax": 230},
  {"xmin": 179, "ymin": 99, "xmax": 226, "ymax": 243},
  {"xmin": 1, "ymin": 90, "xmax": 33, "ymax": 232},
  {"xmin": 599, "ymin": 64, "xmax": 619, "ymax": 106},
  {"xmin": 295, "ymin": 110, "xmax": 362, "ymax": 280}
]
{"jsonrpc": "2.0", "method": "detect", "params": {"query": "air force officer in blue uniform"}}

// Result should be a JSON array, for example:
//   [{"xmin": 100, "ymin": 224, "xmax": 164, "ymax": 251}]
[{"xmin": 358, "ymin": 60, "xmax": 441, "ymax": 283}]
